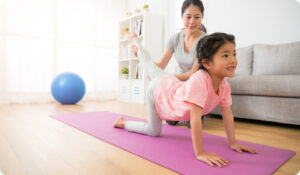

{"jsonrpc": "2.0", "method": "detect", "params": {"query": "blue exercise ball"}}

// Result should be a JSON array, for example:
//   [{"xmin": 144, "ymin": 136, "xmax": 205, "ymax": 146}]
[{"xmin": 51, "ymin": 72, "xmax": 86, "ymax": 104}]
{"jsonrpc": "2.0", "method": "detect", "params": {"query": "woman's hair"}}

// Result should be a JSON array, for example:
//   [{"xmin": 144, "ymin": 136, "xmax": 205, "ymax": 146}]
[
  {"xmin": 181, "ymin": 0, "xmax": 204, "ymax": 17},
  {"xmin": 199, "ymin": 24, "xmax": 207, "ymax": 33},
  {"xmin": 196, "ymin": 32, "xmax": 235, "ymax": 71}
]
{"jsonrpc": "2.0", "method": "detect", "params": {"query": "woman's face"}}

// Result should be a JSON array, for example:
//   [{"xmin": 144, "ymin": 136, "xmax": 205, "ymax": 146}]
[{"xmin": 182, "ymin": 5, "xmax": 203, "ymax": 32}]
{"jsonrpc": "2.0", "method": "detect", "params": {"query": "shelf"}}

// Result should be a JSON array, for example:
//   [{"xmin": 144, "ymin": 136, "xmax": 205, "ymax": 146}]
[
  {"xmin": 129, "ymin": 57, "xmax": 138, "ymax": 61},
  {"xmin": 119, "ymin": 78, "xmax": 144, "ymax": 81},
  {"xmin": 119, "ymin": 58, "xmax": 129, "ymax": 62},
  {"xmin": 120, "ymin": 12, "xmax": 144, "ymax": 23},
  {"xmin": 119, "ymin": 39, "xmax": 128, "ymax": 43},
  {"xmin": 118, "ymin": 12, "xmax": 162, "ymax": 104},
  {"xmin": 119, "ymin": 58, "xmax": 138, "ymax": 62}
]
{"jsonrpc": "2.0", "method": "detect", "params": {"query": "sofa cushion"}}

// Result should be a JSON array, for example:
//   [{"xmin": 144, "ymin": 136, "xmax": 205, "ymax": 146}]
[
  {"xmin": 235, "ymin": 46, "xmax": 253, "ymax": 76},
  {"xmin": 228, "ymin": 75, "xmax": 300, "ymax": 97},
  {"xmin": 252, "ymin": 41, "xmax": 300, "ymax": 75}
]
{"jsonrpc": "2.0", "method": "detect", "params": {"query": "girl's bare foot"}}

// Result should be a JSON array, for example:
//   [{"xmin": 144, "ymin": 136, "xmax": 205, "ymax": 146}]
[
  {"xmin": 113, "ymin": 116, "xmax": 126, "ymax": 129},
  {"xmin": 122, "ymin": 30, "xmax": 137, "ymax": 43}
]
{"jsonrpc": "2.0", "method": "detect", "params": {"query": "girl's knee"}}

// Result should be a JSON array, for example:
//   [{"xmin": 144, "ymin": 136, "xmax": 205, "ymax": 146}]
[
  {"xmin": 147, "ymin": 129, "xmax": 161, "ymax": 137},
  {"xmin": 146, "ymin": 124, "xmax": 162, "ymax": 137}
]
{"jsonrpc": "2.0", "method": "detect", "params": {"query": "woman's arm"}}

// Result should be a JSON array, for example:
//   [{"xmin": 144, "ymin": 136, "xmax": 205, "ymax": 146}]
[
  {"xmin": 190, "ymin": 103, "xmax": 228, "ymax": 167},
  {"xmin": 175, "ymin": 59, "xmax": 199, "ymax": 81},
  {"xmin": 155, "ymin": 48, "xmax": 173, "ymax": 70},
  {"xmin": 221, "ymin": 106, "xmax": 257, "ymax": 154}
]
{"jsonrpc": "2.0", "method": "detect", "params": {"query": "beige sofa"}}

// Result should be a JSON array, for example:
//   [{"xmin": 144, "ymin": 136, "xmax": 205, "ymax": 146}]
[{"xmin": 211, "ymin": 41, "xmax": 300, "ymax": 125}]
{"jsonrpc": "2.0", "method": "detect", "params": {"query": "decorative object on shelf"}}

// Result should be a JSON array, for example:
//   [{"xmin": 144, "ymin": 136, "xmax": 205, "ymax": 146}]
[
  {"xmin": 143, "ymin": 4, "xmax": 149, "ymax": 11},
  {"xmin": 123, "ymin": 27, "xmax": 129, "ymax": 32},
  {"xmin": 121, "ymin": 67, "xmax": 129, "ymax": 79},
  {"xmin": 134, "ymin": 8, "xmax": 141, "ymax": 14},
  {"xmin": 121, "ymin": 27, "xmax": 130, "ymax": 41},
  {"xmin": 126, "ymin": 11, "xmax": 133, "ymax": 17}
]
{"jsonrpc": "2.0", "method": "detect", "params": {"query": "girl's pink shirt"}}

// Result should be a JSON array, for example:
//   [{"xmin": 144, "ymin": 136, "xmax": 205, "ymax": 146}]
[{"xmin": 154, "ymin": 70, "xmax": 232, "ymax": 121}]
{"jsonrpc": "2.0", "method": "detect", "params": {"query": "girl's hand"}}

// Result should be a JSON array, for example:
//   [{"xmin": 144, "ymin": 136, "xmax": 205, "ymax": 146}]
[
  {"xmin": 230, "ymin": 143, "xmax": 258, "ymax": 154},
  {"xmin": 131, "ymin": 45, "xmax": 138, "ymax": 57},
  {"xmin": 197, "ymin": 152, "xmax": 228, "ymax": 167}
]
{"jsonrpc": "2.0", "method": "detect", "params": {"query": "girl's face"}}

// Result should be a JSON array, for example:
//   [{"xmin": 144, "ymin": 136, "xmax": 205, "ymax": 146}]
[
  {"xmin": 182, "ymin": 5, "xmax": 203, "ymax": 32},
  {"xmin": 206, "ymin": 42, "xmax": 238, "ymax": 78}
]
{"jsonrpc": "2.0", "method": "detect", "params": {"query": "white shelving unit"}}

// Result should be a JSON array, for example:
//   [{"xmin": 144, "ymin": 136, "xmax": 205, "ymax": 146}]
[{"xmin": 118, "ymin": 12, "xmax": 162, "ymax": 104}]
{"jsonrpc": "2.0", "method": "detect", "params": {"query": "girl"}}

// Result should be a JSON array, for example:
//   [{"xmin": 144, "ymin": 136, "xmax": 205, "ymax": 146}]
[
  {"xmin": 114, "ymin": 32, "xmax": 257, "ymax": 167},
  {"xmin": 164, "ymin": 0, "xmax": 206, "ymax": 127},
  {"xmin": 132, "ymin": 0, "xmax": 207, "ymax": 127}
]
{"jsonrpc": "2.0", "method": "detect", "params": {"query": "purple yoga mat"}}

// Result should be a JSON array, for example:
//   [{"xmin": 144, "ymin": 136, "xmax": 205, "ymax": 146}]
[{"xmin": 50, "ymin": 111, "xmax": 295, "ymax": 175}]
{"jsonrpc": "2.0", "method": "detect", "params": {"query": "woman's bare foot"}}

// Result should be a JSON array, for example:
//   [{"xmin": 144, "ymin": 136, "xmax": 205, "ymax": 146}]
[
  {"xmin": 122, "ymin": 30, "xmax": 137, "ymax": 43},
  {"xmin": 113, "ymin": 116, "xmax": 126, "ymax": 129}
]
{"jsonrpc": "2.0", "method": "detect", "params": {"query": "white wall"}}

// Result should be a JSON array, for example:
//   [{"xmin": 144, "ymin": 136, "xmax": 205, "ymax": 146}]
[
  {"xmin": 206, "ymin": 0, "xmax": 300, "ymax": 48},
  {"xmin": 127, "ymin": 0, "xmax": 300, "ymax": 49}
]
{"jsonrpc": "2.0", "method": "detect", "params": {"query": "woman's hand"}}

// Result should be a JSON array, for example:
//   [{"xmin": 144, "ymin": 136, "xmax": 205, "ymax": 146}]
[
  {"xmin": 230, "ymin": 143, "xmax": 258, "ymax": 154},
  {"xmin": 197, "ymin": 152, "xmax": 228, "ymax": 167}
]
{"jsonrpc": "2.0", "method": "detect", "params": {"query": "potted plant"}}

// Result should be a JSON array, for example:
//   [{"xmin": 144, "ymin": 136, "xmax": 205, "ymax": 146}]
[
  {"xmin": 126, "ymin": 12, "xmax": 133, "ymax": 17},
  {"xmin": 122, "ymin": 27, "xmax": 129, "ymax": 40},
  {"xmin": 121, "ymin": 67, "xmax": 129, "ymax": 79},
  {"xmin": 143, "ymin": 4, "xmax": 149, "ymax": 11}
]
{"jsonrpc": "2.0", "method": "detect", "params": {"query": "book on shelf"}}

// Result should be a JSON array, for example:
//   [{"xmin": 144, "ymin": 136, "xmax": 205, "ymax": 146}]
[
  {"xmin": 140, "ymin": 63, "xmax": 143, "ymax": 79},
  {"xmin": 134, "ymin": 63, "xmax": 144, "ymax": 79},
  {"xmin": 127, "ymin": 44, "xmax": 132, "ymax": 58},
  {"xmin": 133, "ymin": 19, "xmax": 143, "ymax": 37},
  {"xmin": 135, "ymin": 63, "xmax": 139, "ymax": 79},
  {"xmin": 120, "ymin": 45, "xmax": 128, "ymax": 59}
]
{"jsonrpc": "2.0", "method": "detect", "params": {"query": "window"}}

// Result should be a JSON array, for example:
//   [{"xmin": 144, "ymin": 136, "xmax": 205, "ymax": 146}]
[{"xmin": 0, "ymin": 0, "xmax": 126, "ymax": 103}]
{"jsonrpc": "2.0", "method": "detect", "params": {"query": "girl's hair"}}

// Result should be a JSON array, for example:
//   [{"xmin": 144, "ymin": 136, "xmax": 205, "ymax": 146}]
[
  {"xmin": 181, "ymin": 0, "xmax": 204, "ymax": 17},
  {"xmin": 196, "ymin": 32, "xmax": 235, "ymax": 71}
]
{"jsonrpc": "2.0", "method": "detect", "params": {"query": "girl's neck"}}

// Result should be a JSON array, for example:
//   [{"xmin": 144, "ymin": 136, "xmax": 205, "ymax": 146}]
[
  {"xmin": 208, "ymin": 71, "xmax": 224, "ymax": 94},
  {"xmin": 184, "ymin": 29, "xmax": 201, "ymax": 40}
]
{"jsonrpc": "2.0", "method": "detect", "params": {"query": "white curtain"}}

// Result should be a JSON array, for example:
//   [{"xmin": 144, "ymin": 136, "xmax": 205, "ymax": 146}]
[{"xmin": 0, "ymin": 0, "xmax": 126, "ymax": 103}]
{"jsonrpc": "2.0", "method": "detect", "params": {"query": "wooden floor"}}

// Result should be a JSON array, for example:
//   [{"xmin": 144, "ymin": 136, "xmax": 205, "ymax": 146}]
[{"xmin": 0, "ymin": 100, "xmax": 299, "ymax": 175}]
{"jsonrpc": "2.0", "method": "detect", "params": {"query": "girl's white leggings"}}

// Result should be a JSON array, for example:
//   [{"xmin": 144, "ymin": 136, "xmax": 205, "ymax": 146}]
[{"xmin": 125, "ymin": 38, "xmax": 168, "ymax": 136}]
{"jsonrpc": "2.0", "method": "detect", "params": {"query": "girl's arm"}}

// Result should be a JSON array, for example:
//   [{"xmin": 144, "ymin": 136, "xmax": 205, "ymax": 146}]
[
  {"xmin": 190, "ymin": 103, "xmax": 228, "ymax": 167},
  {"xmin": 190, "ymin": 103, "xmax": 205, "ymax": 155},
  {"xmin": 221, "ymin": 106, "xmax": 258, "ymax": 154},
  {"xmin": 175, "ymin": 59, "xmax": 199, "ymax": 81},
  {"xmin": 220, "ymin": 106, "xmax": 236, "ymax": 145}
]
